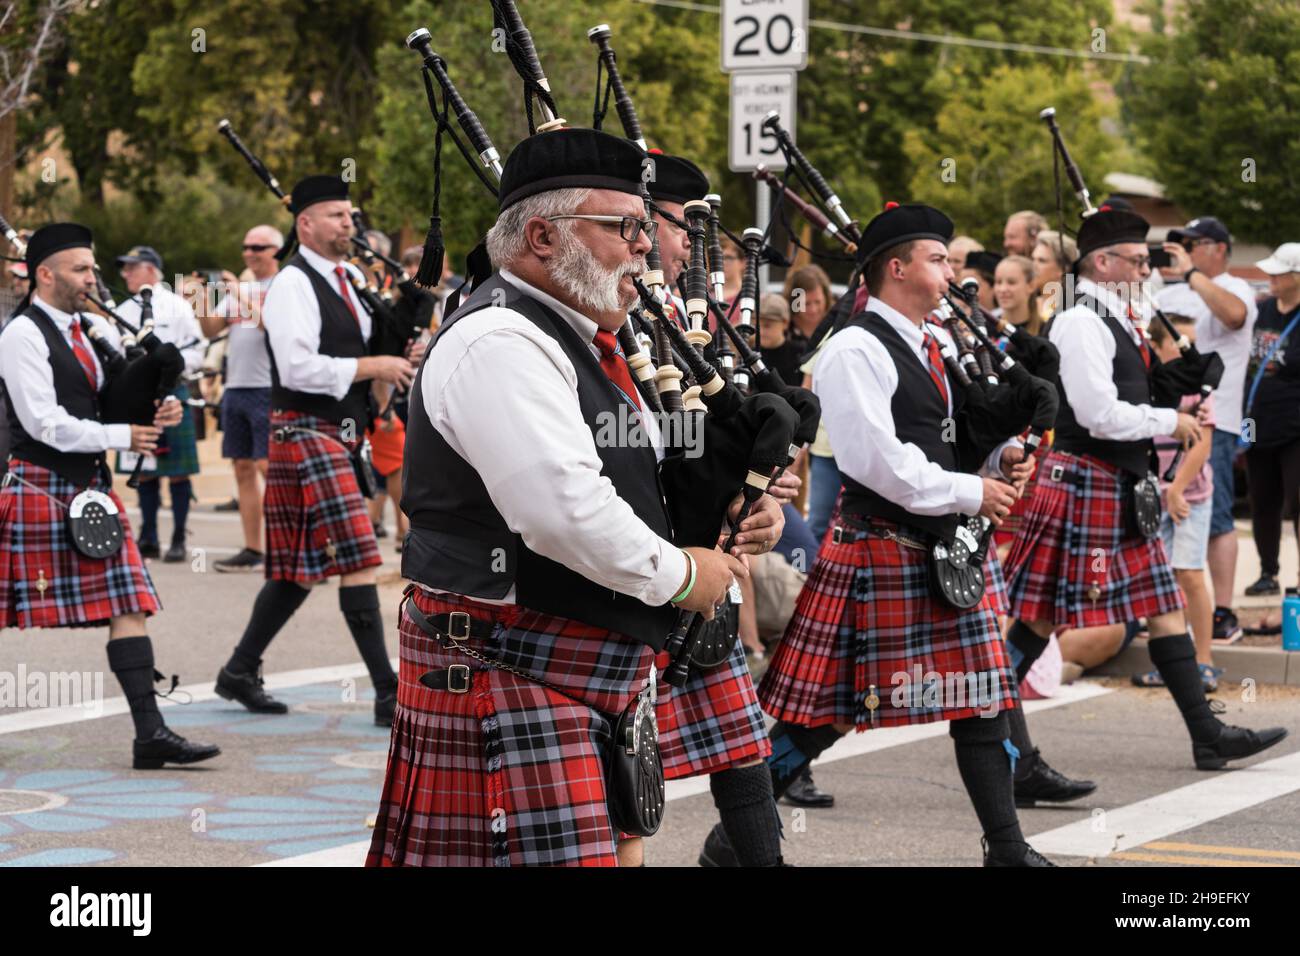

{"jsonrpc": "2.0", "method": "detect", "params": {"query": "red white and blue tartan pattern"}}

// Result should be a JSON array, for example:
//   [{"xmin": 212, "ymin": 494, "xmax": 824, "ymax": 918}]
[
  {"xmin": 1002, "ymin": 449, "xmax": 1184, "ymax": 629},
  {"xmin": 759, "ymin": 527, "xmax": 1017, "ymax": 730},
  {"xmin": 367, "ymin": 589, "xmax": 654, "ymax": 867},
  {"xmin": 0, "ymin": 459, "xmax": 159, "ymax": 629},
  {"xmin": 985, "ymin": 546, "xmax": 1009, "ymax": 618},
  {"xmin": 263, "ymin": 410, "xmax": 381, "ymax": 584},
  {"xmin": 654, "ymin": 638, "xmax": 770, "ymax": 780}
]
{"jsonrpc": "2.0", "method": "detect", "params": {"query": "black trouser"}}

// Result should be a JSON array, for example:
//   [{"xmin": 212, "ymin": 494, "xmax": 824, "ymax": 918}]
[{"xmin": 1246, "ymin": 439, "xmax": 1300, "ymax": 577}]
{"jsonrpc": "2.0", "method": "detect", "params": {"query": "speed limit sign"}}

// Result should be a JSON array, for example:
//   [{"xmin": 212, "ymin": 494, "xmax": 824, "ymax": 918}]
[{"xmin": 721, "ymin": 0, "xmax": 808, "ymax": 73}]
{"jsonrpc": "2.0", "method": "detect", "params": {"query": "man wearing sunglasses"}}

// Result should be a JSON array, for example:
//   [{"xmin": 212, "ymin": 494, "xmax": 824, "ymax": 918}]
[
  {"xmin": 200, "ymin": 224, "xmax": 284, "ymax": 574},
  {"xmin": 1156, "ymin": 217, "xmax": 1258, "ymax": 645}
]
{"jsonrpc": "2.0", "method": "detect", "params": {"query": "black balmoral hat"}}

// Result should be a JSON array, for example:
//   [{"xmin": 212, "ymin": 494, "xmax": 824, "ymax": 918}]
[
  {"xmin": 25, "ymin": 222, "xmax": 94, "ymax": 273},
  {"xmin": 1076, "ymin": 208, "xmax": 1150, "ymax": 259},
  {"xmin": 498, "ymin": 128, "xmax": 647, "ymax": 211},
  {"xmin": 857, "ymin": 202, "xmax": 954, "ymax": 265},
  {"xmin": 645, "ymin": 151, "xmax": 709, "ymax": 205},
  {"xmin": 290, "ymin": 175, "xmax": 350, "ymax": 214}
]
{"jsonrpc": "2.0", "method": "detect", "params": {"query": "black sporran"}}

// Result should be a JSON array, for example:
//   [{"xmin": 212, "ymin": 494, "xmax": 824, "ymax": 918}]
[
  {"xmin": 928, "ymin": 518, "xmax": 989, "ymax": 611},
  {"xmin": 1128, "ymin": 473, "xmax": 1161, "ymax": 540},
  {"xmin": 604, "ymin": 687, "xmax": 666, "ymax": 837},
  {"xmin": 67, "ymin": 489, "xmax": 125, "ymax": 559}
]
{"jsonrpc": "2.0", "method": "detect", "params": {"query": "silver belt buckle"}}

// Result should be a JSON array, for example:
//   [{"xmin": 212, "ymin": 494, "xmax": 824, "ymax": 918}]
[
  {"xmin": 445, "ymin": 611, "xmax": 472, "ymax": 641},
  {"xmin": 831, "ymin": 526, "xmax": 844, "ymax": 545},
  {"xmin": 1050, "ymin": 464, "xmax": 1064, "ymax": 483},
  {"xmin": 447, "ymin": 663, "xmax": 471, "ymax": 694}
]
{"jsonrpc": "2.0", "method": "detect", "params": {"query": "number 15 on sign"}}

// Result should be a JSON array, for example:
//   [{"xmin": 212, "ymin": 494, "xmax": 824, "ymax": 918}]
[{"xmin": 729, "ymin": 72, "xmax": 795, "ymax": 173}]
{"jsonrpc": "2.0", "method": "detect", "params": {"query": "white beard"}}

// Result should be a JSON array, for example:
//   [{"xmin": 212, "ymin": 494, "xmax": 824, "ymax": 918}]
[{"xmin": 550, "ymin": 230, "xmax": 644, "ymax": 315}]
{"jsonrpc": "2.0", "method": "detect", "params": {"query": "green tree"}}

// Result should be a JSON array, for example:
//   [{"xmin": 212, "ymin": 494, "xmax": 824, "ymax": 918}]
[{"xmin": 1125, "ymin": 0, "xmax": 1300, "ymax": 246}]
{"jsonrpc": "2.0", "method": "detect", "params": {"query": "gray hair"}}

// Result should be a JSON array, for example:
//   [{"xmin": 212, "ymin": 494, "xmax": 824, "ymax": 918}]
[
  {"xmin": 248, "ymin": 224, "xmax": 285, "ymax": 248},
  {"xmin": 486, "ymin": 188, "xmax": 592, "ymax": 269},
  {"xmin": 364, "ymin": 229, "xmax": 392, "ymax": 257}
]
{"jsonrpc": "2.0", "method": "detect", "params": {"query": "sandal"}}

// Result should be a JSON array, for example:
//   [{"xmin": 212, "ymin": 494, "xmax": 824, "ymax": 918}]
[
  {"xmin": 1131, "ymin": 669, "xmax": 1165, "ymax": 688},
  {"xmin": 1199, "ymin": 663, "xmax": 1224, "ymax": 693}
]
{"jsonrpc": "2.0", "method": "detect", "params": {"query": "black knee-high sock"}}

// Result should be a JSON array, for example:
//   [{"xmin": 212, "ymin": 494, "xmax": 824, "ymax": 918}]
[
  {"xmin": 1004, "ymin": 705, "xmax": 1038, "ymax": 782},
  {"xmin": 710, "ymin": 764, "xmax": 783, "ymax": 866},
  {"xmin": 1148, "ymin": 633, "xmax": 1220, "ymax": 743},
  {"xmin": 767, "ymin": 722, "xmax": 845, "ymax": 800},
  {"xmin": 169, "ymin": 478, "xmax": 192, "ymax": 546},
  {"xmin": 107, "ymin": 636, "xmax": 164, "ymax": 739},
  {"xmin": 227, "ymin": 580, "xmax": 311, "ymax": 675},
  {"xmin": 137, "ymin": 480, "xmax": 160, "ymax": 545},
  {"xmin": 1007, "ymin": 620, "xmax": 1049, "ymax": 684},
  {"xmin": 339, "ymin": 584, "xmax": 396, "ymax": 698},
  {"xmin": 950, "ymin": 713, "xmax": 1024, "ymax": 848}
]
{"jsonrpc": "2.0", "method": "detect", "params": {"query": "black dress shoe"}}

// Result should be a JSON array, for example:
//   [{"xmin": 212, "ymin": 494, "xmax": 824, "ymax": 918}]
[
  {"xmin": 163, "ymin": 541, "xmax": 186, "ymax": 563},
  {"xmin": 983, "ymin": 839, "xmax": 1056, "ymax": 867},
  {"xmin": 374, "ymin": 693, "xmax": 396, "ymax": 727},
  {"xmin": 1014, "ymin": 750, "xmax": 1097, "ymax": 807},
  {"xmin": 137, "ymin": 541, "xmax": 160, "ymax": 559},
  {"xmin": 1194, "ymin": 725, "xmax": 1288, "ymax": 770},
  {"xmin": 215, "ymin": 664, "xmax": 288, "ymax": 714},
  {"xmin": 783, "ymin": 766, "xmax": 835, "ymax": 808},
  {"xmin": 133, "ymin": 726, "xmax": 221, "ymax": 769},
  {"xmin": 1244, "ymin": 574, "xmax": 1280, "ymax": 597},
  {"xmin": 698, "ymin": 822, "xmax": 740, "ymax": 867}
]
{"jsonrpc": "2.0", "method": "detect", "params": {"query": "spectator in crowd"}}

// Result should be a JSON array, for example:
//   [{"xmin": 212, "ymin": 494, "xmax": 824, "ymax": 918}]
[
  {"xmin": 757, "ymin": 291, "xmax": 804, "ymax": 384},
  {"xmin": 1003, "ymin": 210, "xmax": 1047, "ymax": 256},
  {"xmin": 116, "ymin": 245, "xmax": 206, "ymax": 562},
  {"xmin": 367, "ymin": 403, "xmax": 407, "ymax": 552},
  {"xmin": 721, "ymin": 233, "xmax": 745, "ymax": 304},
  {"xmin": 947, "ymin": 235, "xmax": 983, "ymax": 273},
  {"xmin": 1133, "ymin": 314, "xmax": 1222, "ymax": 691},
  {"xmin": 784, "ymin": 263, "xmax": 832, "ymax": 352},
  {"xmin": 960, "ymin": 250, "xmax": 1002, "ymax": 314},
  {"xmin": 1031, "ymin": 230, "xmax": 1077, "ymax": 322},
  {"xmin": 1242, "ymin": 243, "xmax": 1300, "ymax": 601},
  {"xmin": 200, "ymin": 225, "xmax": 282, "ymax": 573},
  {"xmin": 1157, "ymin": 216, "xmax": 1259, "ymax": 644},
  {"xmin": 994, "ymin": 255, "xmax": 1042, "ymax": 335}
]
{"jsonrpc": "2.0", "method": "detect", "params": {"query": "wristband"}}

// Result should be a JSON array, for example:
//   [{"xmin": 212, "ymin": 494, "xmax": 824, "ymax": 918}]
[
  {"xmin": 1183, "ymin": 266, "xmax": 1199, "ymax": 283},
  {"xmin": 670, "ymin": 550, "xmax": 697, "ymax": 604}
]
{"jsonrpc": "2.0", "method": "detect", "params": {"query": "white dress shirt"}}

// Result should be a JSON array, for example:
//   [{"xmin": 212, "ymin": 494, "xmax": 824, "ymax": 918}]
[
  {"xmin": 1052, "ymin": 278, "xmax": 1179, "ymax": 442},
  {"xmin": 263, "ymin": 245, "xmax": 371, "ymax": 400},
  {"xmin": 419, "ymin": 269, "xmax": 687, "ymax": 608},
  {"xmin": 1155, "ymin": 272, "xmax": 1257, "ymax": 435},
  {"xmin": 117, "ymin": 284, "xmax": 206, "ymax": 375},
  {"xmin": 814, "ymin": 296, "xmax": 1015, "ymax": 519},
  {"xmin": 0, "ymin": 294, "xmax": 132, "ymax": 453}
]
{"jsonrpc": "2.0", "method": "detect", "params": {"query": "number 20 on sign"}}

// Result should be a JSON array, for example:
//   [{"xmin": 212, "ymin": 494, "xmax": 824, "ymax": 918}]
[{"xmin": 721, "ymin": 0, "xmax": 809, "ymax": 73}]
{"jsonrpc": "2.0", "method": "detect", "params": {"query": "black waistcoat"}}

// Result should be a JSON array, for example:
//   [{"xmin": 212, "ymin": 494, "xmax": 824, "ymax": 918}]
[
  {"xmin": 3, "ymin": 305, "xmax": 106, "ymax": 486},
  {"xmin": 267, "ymin": 255, "xmax": 373, "ymax": 428},
  {"xmin": 400, "ymin": 274, "xmax": 678, "ymax": 650},
  {"xmin": 837, "ymin": 313, "xmax": 967, "ymax": 539},
  {"xmin": 1051, "ymin": 295, "xmax": 1154, "ymax": 477}
]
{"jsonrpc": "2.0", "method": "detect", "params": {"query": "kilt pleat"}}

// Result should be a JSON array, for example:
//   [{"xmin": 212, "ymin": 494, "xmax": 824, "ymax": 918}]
[
  {"xmin": 655, "ymin": 637, "xmax": 770, "ymax": 781},
  {"xmin": 367, "ymin": 590, "xmax": 653, "ymax": 867},
  {"xmin": 263, "ymin": 410, "xmax": 381, "ymax": 585},
  {"xmin": 1002, "ymin": 450, "xmax": 1184, "ymax": 629},
  {"xmin": 0, "ymin": 459, "xmax": 159, "ymax": 628},
  {"xmin": 759, "ymin": 527, "xmax": 1016, "ymax": 730}
]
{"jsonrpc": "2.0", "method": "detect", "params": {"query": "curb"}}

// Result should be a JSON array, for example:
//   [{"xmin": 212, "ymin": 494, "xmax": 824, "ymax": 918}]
[{"xmin": 1091, "ymin": 636, "xmax": 1300, "ymax": 687}]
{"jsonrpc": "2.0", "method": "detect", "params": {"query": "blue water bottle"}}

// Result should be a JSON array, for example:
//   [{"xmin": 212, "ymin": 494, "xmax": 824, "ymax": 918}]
[{"xmin": 1283, "ymin": 588, "xmax": 1300, "ymax": 651}]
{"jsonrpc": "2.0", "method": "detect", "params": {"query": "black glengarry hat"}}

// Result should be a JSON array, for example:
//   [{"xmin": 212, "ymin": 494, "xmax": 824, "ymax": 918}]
[
  {"xmin": 645, "ymin": 151, "xmax": 709, "ymax": 205},
  {"xmin": 497, "ymin": 128, "xmax": 647, "ymax": 211},
  {"xmin": 25, "ymin": 222, "xmax": 94, "ymax": 273},
  {"xmin": 290, "ymin": 175, "xmax": 350, "ymax": 214},
  {"xmin": 963, "ymin": 250, "xmax": 1003, "ymax": 277},
  {"xmin": 1076, "ymin": 207, "xmax": 1150, "ymax": 259},
  {"xmin": 856, "ymin": 202, "xmax": 954, "ymax": 265}
]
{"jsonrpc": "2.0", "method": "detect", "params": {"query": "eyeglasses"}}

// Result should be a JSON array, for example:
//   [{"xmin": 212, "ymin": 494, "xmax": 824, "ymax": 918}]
[
  {"xmin": 243, "ymin": 244, "xmax": 276, "ymax": 252},
  {"xmin": 1107, "ymin": 252, "xmax": 1152, "ymax": 269},
  {"xmin": 544, "ymin": 215, "xmax": 659, "ymax": 244},
  {"xmin": 1181, "ymin": 238, "xmax": 1217, "ymax": 250}
]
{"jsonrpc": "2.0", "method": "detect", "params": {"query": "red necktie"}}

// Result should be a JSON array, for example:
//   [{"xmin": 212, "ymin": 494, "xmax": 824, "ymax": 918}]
[
  {"xmin": 1128, "ymin": 306, "xmax": 1152, "ymax": 370},
  {"xmin": 68, "ymin": 321, "xmax": 99, "ymax": 390},
  {"xmin": 593, "ymin": 330, "xmax": 642, "ymax": 412},
  {"xmin": 335, "ymin": 266, "xmax": 361, "ymax": 326},
  {"xmin": 921, "ymin": 330, "xmax": 950, "ymax": 409}
]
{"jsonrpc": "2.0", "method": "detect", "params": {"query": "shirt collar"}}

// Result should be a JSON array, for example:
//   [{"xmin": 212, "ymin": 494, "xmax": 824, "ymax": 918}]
[
  {"xmin": 299, "ymin": 243, "xmax": 346, "ymax": 279},
  {"xmin": 1076, "ymin": 277, "xmax": 1130, "ymax": 320},
  {"xmin": 866, "ymin": 295, "xmax": 927, "ymax": 350},
  {"xmin": 500, "ymin": 269, "xmax": 599, "ymax": 345},
  {"xmin": 32, "ymin": 293, "xmax": 78, "ymax": 331}
]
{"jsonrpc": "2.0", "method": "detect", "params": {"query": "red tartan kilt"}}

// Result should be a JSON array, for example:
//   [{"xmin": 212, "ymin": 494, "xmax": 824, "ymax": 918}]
[
  {"xmin": 654, "ymin": 638, "xmax": 770, "ymax": 781},
  {"xmin": 263, "ymin": 410, "xmax": 382, "ymax": 585},
  {"xmin": 367, "ymin": 589, "xmax": 654, "ymax": 867},
  {"xmin": 0, "ymin": 459, "xmax": 159, "ymax": 628},
  {"xmin": 1002, "ymin": 450, "xmax": 1184, "ymax": 629},
  {"xmin": 759, "ymin": 526, "xmax": 1017, "ymax": 730}
]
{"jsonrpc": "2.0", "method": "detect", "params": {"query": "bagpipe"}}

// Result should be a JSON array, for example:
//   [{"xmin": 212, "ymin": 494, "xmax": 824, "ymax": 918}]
[
  {"xmin": 0, "ymin": 210, "xmax": 26, "ymax": 259},
  {"xmin": 1039, "ymin": 105, "xmax": 1224, "ymax": 512}
]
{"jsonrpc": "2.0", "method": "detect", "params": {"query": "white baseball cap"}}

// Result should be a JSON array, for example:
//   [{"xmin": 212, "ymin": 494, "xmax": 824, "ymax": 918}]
[{"xmin": 1256, "ymin": 243, "xmax": 1300, "ymax": 275}]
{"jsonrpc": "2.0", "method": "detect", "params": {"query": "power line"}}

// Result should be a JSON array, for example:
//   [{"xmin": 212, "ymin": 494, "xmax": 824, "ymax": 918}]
[{"xmin": 631, "ymin": 0, "xmax": 1152, "ymax": 64}]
